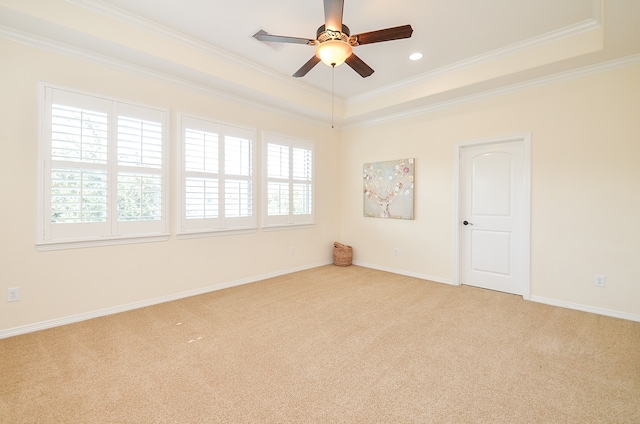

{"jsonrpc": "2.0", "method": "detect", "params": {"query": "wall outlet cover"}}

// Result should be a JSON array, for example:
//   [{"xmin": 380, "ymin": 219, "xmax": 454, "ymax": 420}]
[{"xmin": 7, "ymin": 287, "xmax": 20, "ymax": 302}]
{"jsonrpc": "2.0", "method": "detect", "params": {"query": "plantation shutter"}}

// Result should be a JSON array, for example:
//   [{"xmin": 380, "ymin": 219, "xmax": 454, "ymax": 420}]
[
  {"xmin": 266, "ymin": 143, "xmax": 290, "ymax": 217},
  {"xmin": 114, "ymin": 103, "xmax": 166, "ymax": 236},
  {"xmin": 264, "ymin": 134, "xmax": 314, "ymax": 227},
  {"xmin": 184, "ymin": 127, "xmax": 220, "ymax": 220},
  {"xmin": 224, "ymin": 134, "xmax": 253, "ymax": 219},
  {"xmin": 292, "ymin": 147, "xmax": 313, "ymax": 216},
  {"xmin": 45, "ymin": 89, "xmax": 111, "ymax": 241},
  {"xmin": 179, "ymin": 115, "xmax": 256, "ymax": 235},
  {"xmin": 39, "ymin": 86, "xmax": 168, "ymax": 248}
]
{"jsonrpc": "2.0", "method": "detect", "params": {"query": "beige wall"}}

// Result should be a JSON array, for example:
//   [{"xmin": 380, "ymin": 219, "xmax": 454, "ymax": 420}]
[
  {"xmin": 2, "ymin": 36, "xmax": 639, "ymax": 335},
  {"xmin": 339, "ymin": 64, "xmax": 640, "ymax": 318},
  {"xmin": 0, "ymin": 39, "xmax": 341, "ymax": 332}
]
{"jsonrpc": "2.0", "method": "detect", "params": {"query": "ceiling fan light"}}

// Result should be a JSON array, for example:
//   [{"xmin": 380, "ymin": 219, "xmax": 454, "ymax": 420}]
[{"xmin": 315, "ymin": 40, "xmax": 353, "ymax": 67}]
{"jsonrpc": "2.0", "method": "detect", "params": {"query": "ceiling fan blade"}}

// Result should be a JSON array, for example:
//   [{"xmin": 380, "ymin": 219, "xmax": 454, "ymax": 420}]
[
  {"xmin": 350, "ymin": 24, "xmax": 413, "ymax": 46},
  {"xmin": 345, "ymin": 53, "xmax": 374, "ymax": 78},
  {"xmin": 324, "ymin": 0, "xmax": 344, "ymax": 31},
  {"xmin": 293, "ymin": 56, "xmax": 321, "ymax": 77},
  {"xmin": 253, "ymin": 30, "xmax": 316, "ymax": 45}
]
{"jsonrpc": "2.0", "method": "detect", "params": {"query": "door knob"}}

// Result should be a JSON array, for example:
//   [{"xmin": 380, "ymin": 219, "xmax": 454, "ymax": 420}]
[{"xmin": 463, "ymin": 220, "xmax": 473, "ymax": 226}]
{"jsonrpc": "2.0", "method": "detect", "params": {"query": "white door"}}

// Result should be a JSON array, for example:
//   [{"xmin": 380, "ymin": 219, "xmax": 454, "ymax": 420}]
[{"xmin": 459, "ymin": 137, "xmax": 530, "ymax": 296}]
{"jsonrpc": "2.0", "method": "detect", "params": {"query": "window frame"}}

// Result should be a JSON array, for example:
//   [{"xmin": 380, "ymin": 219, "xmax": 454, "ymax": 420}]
[
  {"xmin": 177, "ymin": 113, "xmax": 257, "ymax": 238},
  {"xmin": 37, "ymin": 83, "xmax": 170, "ymax": 251},
  {"xmin": 262, "ymin": 132, "xmax": 315, "ymax": 230}
]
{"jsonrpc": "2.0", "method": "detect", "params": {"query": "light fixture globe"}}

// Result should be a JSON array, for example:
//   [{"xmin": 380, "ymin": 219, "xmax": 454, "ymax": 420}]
[{"xmin": 315, "ymin": 40, "xmax": 353, "ymax": 67}]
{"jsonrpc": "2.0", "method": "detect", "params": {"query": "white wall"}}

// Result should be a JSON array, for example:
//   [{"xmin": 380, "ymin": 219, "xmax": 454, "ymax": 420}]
[
  {"xmin": 0, "ymin": 39, "xmax": 341, "ymax": 334},
  {"xmin": 339, "ymin": 64, "xmax": 640, "ymax": 319}
]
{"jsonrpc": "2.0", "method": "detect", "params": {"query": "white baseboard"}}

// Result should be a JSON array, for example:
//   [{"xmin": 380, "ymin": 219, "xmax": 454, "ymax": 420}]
[
  {"xmin": 352, "ymin": 261, "xmax": 455, "ymax": 286},
  {"xmin": 354, "ymin": 262, "xmax": 640, "ymax": 322},
  {"xmin": 0, "ymin": 261, "xmax": 332, "ymax": 339},
  {"xmin": 529, "ymin": 295, "xmax": 640, "ymax": 323},
  {"xmin": 5, "ymin": 263, "xmax": 637, "ymax": 339}
]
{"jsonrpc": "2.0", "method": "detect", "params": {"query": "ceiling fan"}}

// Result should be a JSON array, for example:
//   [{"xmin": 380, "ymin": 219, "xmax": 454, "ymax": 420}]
[{"xmin": 254, "ymin": 0, "xmax": 413, "ymax": 78}]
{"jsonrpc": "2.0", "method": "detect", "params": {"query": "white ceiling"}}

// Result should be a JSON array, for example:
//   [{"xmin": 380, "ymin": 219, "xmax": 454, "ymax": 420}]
[
  {"xmin": 95, "ymin": 0, "xmax": 600, "ymax": 99},
  {"xmin": 1, "ymin": 0, "xmax": 639, "ymax": 124}
]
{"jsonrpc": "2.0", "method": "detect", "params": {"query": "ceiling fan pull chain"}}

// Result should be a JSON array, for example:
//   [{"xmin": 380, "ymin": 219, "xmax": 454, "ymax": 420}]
[{"xmin": 331, "ymin": 64, "xmax": 335, "ymax": 129}]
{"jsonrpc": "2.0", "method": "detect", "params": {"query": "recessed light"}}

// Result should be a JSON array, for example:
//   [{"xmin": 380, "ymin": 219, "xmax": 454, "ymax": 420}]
[{"xmin": 409, "ymin": 52, "xmax": 423, "ymax": 61}]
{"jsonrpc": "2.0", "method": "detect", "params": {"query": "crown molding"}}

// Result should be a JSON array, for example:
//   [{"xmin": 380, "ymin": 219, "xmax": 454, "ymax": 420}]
[
  {"xmin": 343, "ymin": 53, "xmax": 640, "ymax": 128},
  {"xmin": 4, "ymin": 23, "xmax": 635, "ymax": 130},
  {"xmin": 0, "ymin": 24, "xmax": 331, "ymax": 125},
  {"xmin": 67, "ymin": 0, "xmax": 605, "ymax": 110},
  {"xmin": 347, "ymin": 17, "xmax": 602, "ymax": 106},
  {"xmin": 66, "ymin": 0, "xmax": 330, "ymax": 101},
  {"xmin": 2, "ymin": 0, "xmax": 629, "ymax": 129}
]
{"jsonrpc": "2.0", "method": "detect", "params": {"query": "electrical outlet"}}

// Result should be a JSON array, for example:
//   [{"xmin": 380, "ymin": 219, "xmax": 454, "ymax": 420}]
[
  {"xmin": 394, "ymin": 248, "xmax": 399, "ymax": 256},
  {"xmin": 7, "ymin": 287, "xmax": 20, "ymax": 302},
  {"xmin": 594, "ymin": 274, "xmax": 605, "ymax": 287},
  {"xmin": 289, "ymin": 247, "xmax": 295, "ymax": 256}
]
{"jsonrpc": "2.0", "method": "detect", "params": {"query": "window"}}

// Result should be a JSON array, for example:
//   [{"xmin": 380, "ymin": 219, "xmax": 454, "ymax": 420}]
[
  {"xmin": 263, "ymin": 133, "xmax": 314, "ymax": 228},
  {"xmin": 38, "ymin": 85, "xmax": 168, "ymax": 249},
  {"xmin": 178, "ymin": 115, "xmax": 256, "ymax": 236}
]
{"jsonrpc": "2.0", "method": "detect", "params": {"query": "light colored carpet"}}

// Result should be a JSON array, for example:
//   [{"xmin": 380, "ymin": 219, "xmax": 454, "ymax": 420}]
[{"xmin": 1, "ymin": 265, "xmax": 639, "ymax": 423}]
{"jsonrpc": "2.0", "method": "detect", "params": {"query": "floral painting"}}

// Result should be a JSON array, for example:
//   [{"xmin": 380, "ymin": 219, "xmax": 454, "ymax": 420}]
[{"xmin": 363, "ymin": 158, "xmax": 414, "ymax": 219}]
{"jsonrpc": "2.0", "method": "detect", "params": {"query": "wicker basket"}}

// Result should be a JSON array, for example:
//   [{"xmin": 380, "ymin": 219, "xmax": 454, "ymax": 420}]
[{"xmin": 333, "ymin": 242, "xmax": 353, "ymax": 267}]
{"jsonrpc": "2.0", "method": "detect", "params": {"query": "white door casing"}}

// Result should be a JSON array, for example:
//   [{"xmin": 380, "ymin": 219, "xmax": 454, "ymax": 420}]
[{"xmin": 454, "ymin": 134, "xmax": 531, "ymax": 298}]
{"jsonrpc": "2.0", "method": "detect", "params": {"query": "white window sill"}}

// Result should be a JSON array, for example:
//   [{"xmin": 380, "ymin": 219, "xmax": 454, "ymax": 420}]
[
  {"xmin": 261, "ymin": 223, "xmax": 315, "ymax": 232},
  {"xmin": 36, "ymin": 234, "xmax": 170, "ymax": 251},
  {"xmin": 177, "ymin": 228, "xmax": 258, "ymax": 240}
]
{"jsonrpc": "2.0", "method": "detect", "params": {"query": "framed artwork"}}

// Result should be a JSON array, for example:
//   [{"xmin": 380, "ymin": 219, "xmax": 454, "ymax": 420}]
[{"xmin": 363, "ymin": 158, "xmax": 414, "ymax": 219}]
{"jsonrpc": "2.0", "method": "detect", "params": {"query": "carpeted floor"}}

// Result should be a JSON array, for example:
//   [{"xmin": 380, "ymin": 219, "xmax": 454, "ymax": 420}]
[{"xmin": 1, "ymin": 265, "xmax": 639, "ymax": 423}]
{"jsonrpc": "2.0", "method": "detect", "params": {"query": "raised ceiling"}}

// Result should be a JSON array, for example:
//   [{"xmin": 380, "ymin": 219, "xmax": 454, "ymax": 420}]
[
  {"xmin": 92, "ymin": 0, "xmax": 597, "ymax": 98},
  {"xmin": 1, "ymin": 0, "xmax": 639, "ymax": 125}
]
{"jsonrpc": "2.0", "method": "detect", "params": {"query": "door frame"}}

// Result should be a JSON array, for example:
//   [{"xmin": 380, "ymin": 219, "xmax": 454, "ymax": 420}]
[{"xmin": 453, "ymin": 133, "xmax": 532, "ymax": 299}]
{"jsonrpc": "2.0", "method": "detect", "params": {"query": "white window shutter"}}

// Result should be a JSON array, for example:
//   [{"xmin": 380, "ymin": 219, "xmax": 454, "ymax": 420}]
[
  {"xmin": 38, "ymin": 85, "xmax": 168, "ymax": 249},
  {"xmin": 178, "ymin": 114, "xmax": 256, "ymax": 236},
  {"xmin": 263, "ymin": 134, "xmax": 314, "ymax": 228}
]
